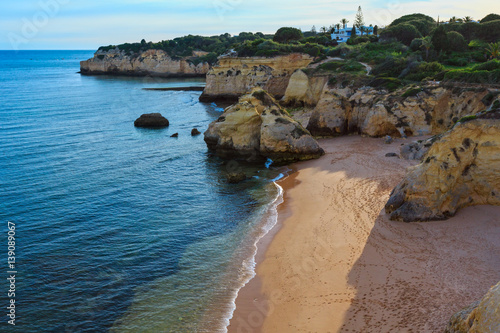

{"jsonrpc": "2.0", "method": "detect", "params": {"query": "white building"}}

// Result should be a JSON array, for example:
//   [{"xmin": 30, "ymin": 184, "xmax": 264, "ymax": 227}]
[{"xmin": 331, "ymin": 26, "xmax": 374, "ymax": 43}]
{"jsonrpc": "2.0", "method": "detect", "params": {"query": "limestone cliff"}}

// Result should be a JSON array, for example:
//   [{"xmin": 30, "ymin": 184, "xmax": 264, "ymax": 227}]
[
  {"xmin": 80, "ymin": 48, "xmax": 210, "ymax": 77},
  {"xmin": 445, "ymin": 281, "xmax": 500, "ymax": 333},
  {"xmin": 199, "ymin": 54, "xmax": 313, "ymax": 103},
  {"xmin": 303, "ymin": 83, "xmax": 497, "ymax": 138},
  {"xmin": 385, "ymin": 109, "xmax": 500, "ymax": 222},
  {"xmin": 281, "ymin": 69, "xmax": 329, "ymax": 107},
  {"xmin": 204, "ymin": 88, "xmax": 324, "ymax": 164}
]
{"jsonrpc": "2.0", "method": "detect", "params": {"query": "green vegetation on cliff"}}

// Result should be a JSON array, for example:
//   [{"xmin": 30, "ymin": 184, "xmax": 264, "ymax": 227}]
[
  {"xmin": 96, "ymin": 12, "xmax": 499, "ymax": 85},
  {"xmin": 98, "ymin": 32, "xmax": 273, "ymax": 65}
]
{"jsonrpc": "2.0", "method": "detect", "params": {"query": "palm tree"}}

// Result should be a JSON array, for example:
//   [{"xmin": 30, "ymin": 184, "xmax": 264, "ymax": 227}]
[
  {"xmin": 341, "ymin": 18, "xmax": 349, "ymax": 29},
  {"xmin": 463, "ymin": 16, "xmax": 473, "ymax": 22},
  {"xmin": 485, "ymin": 42, "xmax": 500, "ymax": 59},
  {"xmin": 320, "ymin": 26, "xmax": 328, "ymax": 34},
  {"xmin": 359, "ymin": 26, "xmax": 367, "ymax": 36},
  {"xmin": 449, "ymin": 16, "xmax": 457, "ymax": 23},
  {"xmin": 335, "ymin": 23, "xmax": 341, "ymax": 33},
  {"xmin": 420, "ymin": 36, "xmax": 433, "ymax": 60}
]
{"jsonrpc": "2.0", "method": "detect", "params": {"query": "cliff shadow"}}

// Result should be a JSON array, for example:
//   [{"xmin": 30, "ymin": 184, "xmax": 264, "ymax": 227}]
[{"xmin": 339, "ymin": 204, "xmax": 500, "ymax": 332}]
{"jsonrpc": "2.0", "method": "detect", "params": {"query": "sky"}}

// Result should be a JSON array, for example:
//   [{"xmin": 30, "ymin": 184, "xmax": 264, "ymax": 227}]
[{"xmin": 1, "ymin": 0, "xmax": 498, "ymax": 50}]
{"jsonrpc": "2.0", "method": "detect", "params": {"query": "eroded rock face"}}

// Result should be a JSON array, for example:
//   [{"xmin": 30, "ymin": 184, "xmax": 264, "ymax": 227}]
[
  {"xmin": 204, "ymin": 89, "xmax": 324, "ymax": 163},
  {"xmin": 306, "ymin": 85, "xmax": 496, "ymax": 138},
  {"xmin": 385, "ymin": 110, "xmax": 500, "ymax": 222},
  {"xmin": 199, "ymin": 54, "xmax": 313, "ymax": 103},
  {"xmin": 80, "ymin": 48, "xmax": 210, "ymax": 77},
  {"xmin": 281, "ymin": 69, "xmax": 329, "ymax": 107},
  {"xmin": 445, "ymin": 281, "xmax": 500, "ymax": 333}
]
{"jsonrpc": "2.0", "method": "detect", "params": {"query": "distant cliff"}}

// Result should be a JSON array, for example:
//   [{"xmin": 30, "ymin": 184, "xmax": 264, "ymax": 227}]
[
  {"xmin": 80, "ymin": 48, "xmax": 211, "ymax": 77},
  {"xmin": 199, "ymin": 53, "xmax": 313, "ymax": 103}
]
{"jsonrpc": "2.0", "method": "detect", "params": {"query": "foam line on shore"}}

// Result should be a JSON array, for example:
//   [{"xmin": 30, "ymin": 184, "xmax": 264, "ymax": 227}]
[{"xmin": 220, "ymin": 180, "xmax": 284, "ymax": 332}]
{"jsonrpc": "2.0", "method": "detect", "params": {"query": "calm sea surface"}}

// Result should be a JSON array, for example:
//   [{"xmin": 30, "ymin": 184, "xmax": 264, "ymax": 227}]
[{"xmin": 0, "ymin": 50, "xmax": 283, "ymax": 332}]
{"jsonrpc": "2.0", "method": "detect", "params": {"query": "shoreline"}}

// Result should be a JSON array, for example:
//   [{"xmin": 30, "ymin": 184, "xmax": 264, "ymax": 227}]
[
  {"xmin": 227, "ymin": 171, "xmax": 297, "ymax": 333},
  {"xmin": 228, "ymin": 135, "xmax": 500, "ymax": 332}
]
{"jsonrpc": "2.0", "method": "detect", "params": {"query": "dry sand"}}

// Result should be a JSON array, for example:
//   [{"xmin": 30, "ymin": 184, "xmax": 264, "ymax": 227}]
[{"xmin": 228, "ymin": 136, "xmax": 500, "ymax": 333}]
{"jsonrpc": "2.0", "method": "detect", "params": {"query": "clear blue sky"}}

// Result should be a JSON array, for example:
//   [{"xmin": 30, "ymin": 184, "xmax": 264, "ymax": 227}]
[{"xmin": 1, "ymin": 0, "xmax": 497, "ymax": 50}]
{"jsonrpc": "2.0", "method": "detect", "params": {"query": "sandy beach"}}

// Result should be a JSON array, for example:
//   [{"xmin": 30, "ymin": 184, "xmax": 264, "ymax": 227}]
[{"xmin": 228, "ymin": 135, "xmax": 500, "ymax": 333}]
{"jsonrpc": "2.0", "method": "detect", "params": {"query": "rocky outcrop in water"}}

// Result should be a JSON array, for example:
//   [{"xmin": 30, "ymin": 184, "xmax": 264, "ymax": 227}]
[
  {"xmin": 385, "ymin": 109, "xmax": 500, "ymax": 222},
  {"xmin": 204, "ymin": 88, "xmax": 324, "ymax": 164},
  {"xmin": 80, "ymin": 48, "xmax": 210, "ymax": 77},
  {"xmin": 134, "ymin": 113, "xmax": 169, "ymax": 128},
  {"xmin": 445, "ymin": 281, "xmax": 500, "ymax": 333},
  {"xmin": 199, "ymin": 54, "xmax": 313, "ymax": 103}
]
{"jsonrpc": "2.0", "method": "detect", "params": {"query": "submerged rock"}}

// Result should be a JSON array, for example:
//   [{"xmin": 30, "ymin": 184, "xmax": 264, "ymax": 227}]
[
  {"xmin": 170, "ymin": 133, "xmax": 179, "ymax": 138},
  {"xmin": 191, "ymin": 128, "xmax": 201, "ymax": 136},
  {"xmin": 204, "ymin": 88, "xmax": 324, "ymax": 164},
  {"xmin": 445, "ymin": 281, "xmax": 500, "ymax": 333},
  {"xmin": 226, "ymin": 172, "xmax": 247, "ymax": 184},
  {"xmin": 134, "ymin": 113, "xmax": 169, "ymax": 128},
  {"xmin": 385, "ymin": 109, "xmax": 500, "ymax": 222}
]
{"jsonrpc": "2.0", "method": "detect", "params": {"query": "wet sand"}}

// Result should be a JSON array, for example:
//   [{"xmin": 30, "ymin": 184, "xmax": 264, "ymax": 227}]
[{"xmin": 228, "ymin": 136, "xmax": 500, "ymax": 333}]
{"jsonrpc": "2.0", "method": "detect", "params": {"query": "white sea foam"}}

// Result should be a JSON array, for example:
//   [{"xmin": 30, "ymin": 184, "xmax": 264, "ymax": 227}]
[{"xmin": 218, "ymin": 181, "xmax": 284, "ymax": 332}]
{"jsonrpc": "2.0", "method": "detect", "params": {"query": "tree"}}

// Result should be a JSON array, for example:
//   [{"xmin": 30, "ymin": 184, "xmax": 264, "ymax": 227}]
[
  {"xmin": 341, "ymin": 18, "xmax": 349, "ymax": 29},
  {"xmin": 449, "ymin": 16, "xmax": 457, "ymax": 23},
  {"xmin": 311, "ymin": 25, "xmax": 317, "ymax": 35},
  {"xmin": 447, "ymin": 31, "xmax": 467, "ymax": 52},
  {"xmin": 354, "ymin": 6, "xmax": 365, "ymax": 29},
  {"xmin": 463, "ymin": 16, "xmax": 473, "ymax": 22},
  {"xmin": 373, "ymin": 25, "xmax": 379, "ymax": 35},
  {"xmin": 360, "ymin": 26, "xmax": 367, "ymax": 35},
  {"xmin": 273, "ymin": 27, "xmax": 303, "ymax": 43},
  {"xmin": 335, "ymin": 23, "xmax": 341, "ymax": 33},
  {"xmin": 431, "ymin": 25, "xmax": 448, "ymax": 52},
  {"xmin": 320, "ymin": 26, "xmax": 328, "ymax": 34},
  {"xmin": 380, "ymin": 23, "xmax": 422, "ymax": 45},
  {"xmin": 351, "ymin": 26, "xmax": 357, "ymax": 38},
  {"xmin": 485, "ymin": 42, "xmax": 500, "ymax": 59},
  {"xmin": 420, "ymin": 36, "xmax": 433, "ymax": 60},
  {"xmin": 480, "ymin": 13, "xmax": 500, "ymax": 23}
]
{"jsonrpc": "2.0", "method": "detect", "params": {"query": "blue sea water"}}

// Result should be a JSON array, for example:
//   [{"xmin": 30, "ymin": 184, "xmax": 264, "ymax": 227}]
[{"xmin": 0, "ymin": 50, "xmax": 283, "ymax": 332}]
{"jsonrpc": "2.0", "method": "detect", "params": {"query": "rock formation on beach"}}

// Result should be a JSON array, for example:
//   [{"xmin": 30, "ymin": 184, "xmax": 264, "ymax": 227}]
[
  {"xmin": 80, "ymin": 48, "xmax": 210, "ymax": 77},
  {"xmin": 204, "ymin": 88, "xmax": 324, "ymax": 163},
  {"xmin": 385, "ymin": 109, "xmax": 500, "ymax": 222},
  {"xmin": 445, "ymin": 281, "xmax": 500, "ymax": 333},
  {"xmin": 199, "ymin": 54, "xmax": 313, "ymax": 103},
  {"xmin": 134, "ymin": 113, "xmax": 169, "ymax": 128},
  {"xmin": 305, "ymin": 84, "xmax": 496, "ymax": 138}
]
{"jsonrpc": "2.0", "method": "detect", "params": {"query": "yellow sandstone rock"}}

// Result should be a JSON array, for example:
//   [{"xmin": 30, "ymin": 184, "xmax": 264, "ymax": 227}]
[
  {"xmin": 445, "ymin": 281, "xmax": 500, "ymax": 333},
  {"xmin": 385, "ymin": 110, "xmax": 500, "ymax": 221},
  {"xmin": 204, "ymin": 88, "xmax": 324, "ymax": 163},
  {"xmin": 80, "ymin": 49, "xmax": 210, "ymax": 77},
  {"xmin": 199, "ymin": 54, "xmax": 313, "ymax": 102}
]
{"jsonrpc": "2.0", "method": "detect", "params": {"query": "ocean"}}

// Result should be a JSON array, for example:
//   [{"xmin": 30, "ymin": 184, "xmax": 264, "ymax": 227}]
[{"xmin": 0, "ymin": 50, "xmax": 284, "ymax": 332}]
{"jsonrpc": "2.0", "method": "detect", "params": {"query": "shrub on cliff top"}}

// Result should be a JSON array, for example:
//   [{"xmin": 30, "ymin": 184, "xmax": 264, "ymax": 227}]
[
  {"xmin": 480, "ymin": 13, "xmax": 500, "ymax": 23},
  {"xmin": 273, "ymin": 27, "xmax": 303, "ymax": 43},
  {"xmin": 380, "ymin": 23, "xmax": 422, "ymax": 45}
]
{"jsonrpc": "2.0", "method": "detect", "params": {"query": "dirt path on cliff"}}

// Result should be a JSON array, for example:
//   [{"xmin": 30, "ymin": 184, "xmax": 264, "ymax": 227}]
[{"xmin": 308, "ymin": 57, "xmax": 371, "ymax": 75}]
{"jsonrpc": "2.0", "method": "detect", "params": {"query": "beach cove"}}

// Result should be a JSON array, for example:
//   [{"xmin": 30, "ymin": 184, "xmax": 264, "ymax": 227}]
[{"xmin": 229, "ymin": 135, "xmax": 500, "ymax": 332}]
